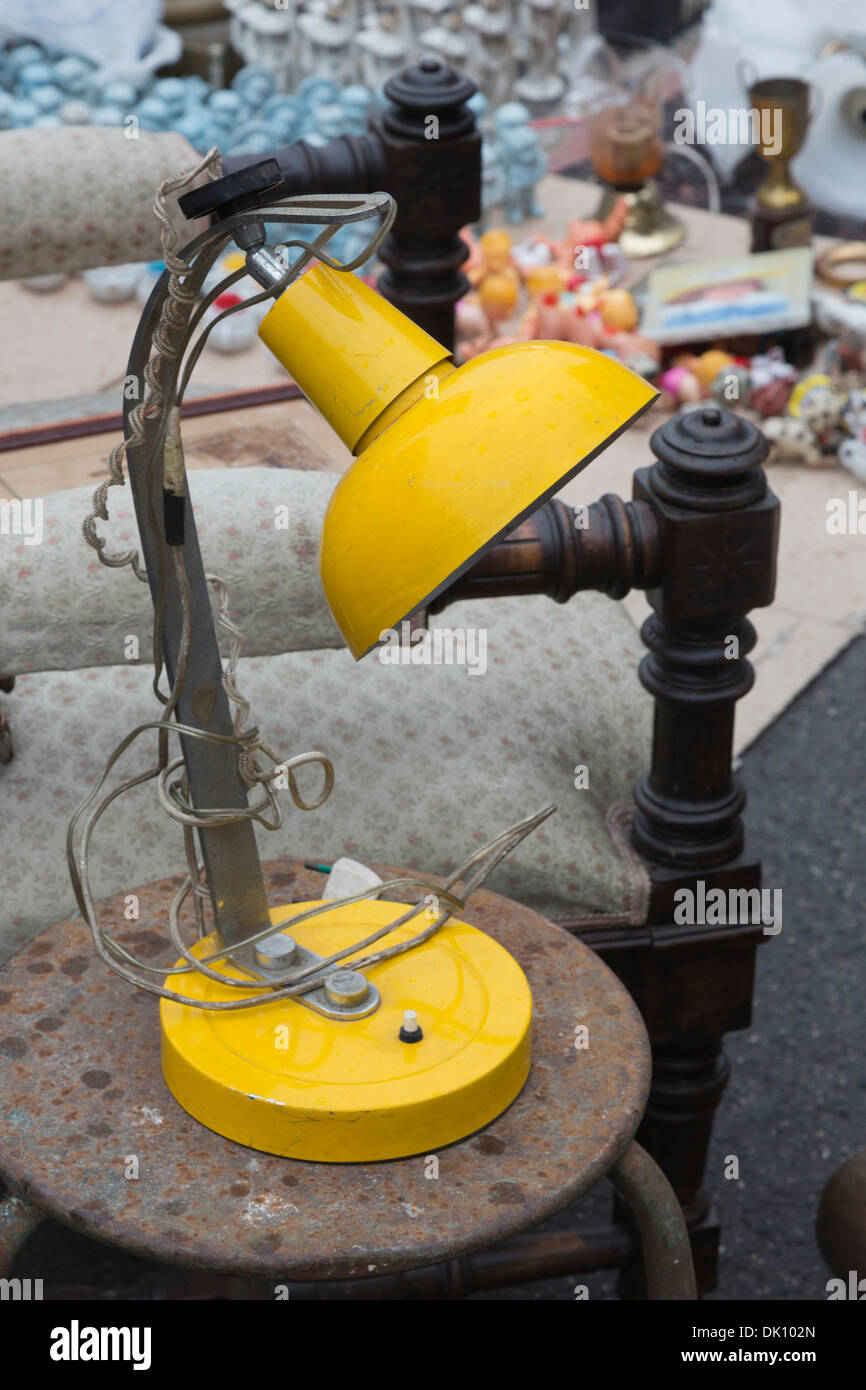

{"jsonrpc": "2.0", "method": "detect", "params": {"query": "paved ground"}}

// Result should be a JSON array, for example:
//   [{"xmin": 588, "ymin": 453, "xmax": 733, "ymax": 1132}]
[{"xmin": 5, "ymin": 634, "xmax": 865, "ymax": 1300}]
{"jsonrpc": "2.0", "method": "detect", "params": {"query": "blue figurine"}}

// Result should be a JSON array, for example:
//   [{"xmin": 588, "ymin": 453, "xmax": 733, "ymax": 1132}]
[
  {"xmin": 30, "ymin": 84, "xmax": 64, "ymax": 115},
  {"xmin": 206, "ymin": 89, "xmax": 245, "ymax": 146},
  {"xmin": 263, "ymin": 95, "xmax": 300, "ymax": 144},
  {"xmin": 228, "ymin": 122, "xmax": 275, "ymax": 155},
  {"xmin": 90, "ymin": 105, "xmax": 127, "ymax": 127},
  {"xmin": 181, "ymin": 76, "xmax": 211, "ymax": 110},
  {"xmin": 296, "ymin": 75, "xmax": 340, "ymax": 115},
  {"xmin": 174, "ymin": 107, "xmax": 211, "ymax": 150},
  {"xmin": 3, "ymin": 43, "xmax": 45, "ymax": 89},
  {"xmin": 338, "ymin": 84, "xmax": 374, "ymax": 137},
  {"xmin": 501, "ymin": 122, "xmax": 547, "ymax": 223},
  {"xmin": 479, "ymin": 136, "xmax": 506, "ymax": 224},
  {"xmin": 152, "ymin": 78, "xmax": 188, "ymax": 120},
  {"xmin": 10, "ymin": 98, "xmax": 39, "ymax": 128},
  {"xmin": 102, "ymin": 81, "xmax": 138, "ymax": 111},
  {"xmin": 309, "ymin": 101, "xmax": 349, "ymax": 142},
  {"xmin": 136, "ymin": 95, "xmax": 172, "ymax": 132},
  {"xmin": 17, "ymin": 61, "xmax": 55, "ymax": 95},
  {"xmin": 468, "ymin": 90, "xmax": 488, "ymax": 128},
  {"xmin": 53, "ymin": 54, "xmax": 94, "ymax": 98},
  {"xmin": 231, "ymin": 65, "xmax": 277, "ymax": 113}
]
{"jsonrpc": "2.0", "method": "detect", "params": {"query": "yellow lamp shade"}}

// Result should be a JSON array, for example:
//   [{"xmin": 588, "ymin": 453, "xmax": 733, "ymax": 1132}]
[{"xmin": 259, "ymin": 264, "xmax": 658, "ymax": 658}]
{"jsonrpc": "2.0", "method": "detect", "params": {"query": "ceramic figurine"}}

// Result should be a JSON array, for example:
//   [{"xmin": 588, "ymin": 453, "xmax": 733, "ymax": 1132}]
[
  {"xmin": 464, "ymin": 0, "xmax": 515, "ymax": 112},
  {"xmin": 90, "ymin": 105, "xmax": 127, "ymax": 127},
  {"xmin": 339, "ymin": 84, "xmax": 374, "ymax": 136},
  {"xmin": 2, "ymin": 44, "xmax": 45, "ymax": 89},
  {"xmin": 229, "ymin": 122, "xmax": 276, "ymax": 154},
  {"xmin": 226, "ymin": 0, "xmax": 296, "ymax": 92},
  {"xmin": 299, "ymin": 0, "xmax": 359, "ymax": 88},
  {"xmin": 84, "ymin": 263, "xmax": 145, "ymax": 303},
  {"xmin": 501, "ymin": 122, "xmax": 547, "ymax": 223},
  {"xmin": 357, "ymin": 4, "xmax": 410, "ymax": 92},
  {"xmin": 513, "ymin": 0, "xmax": 565, "ymax": 114},
  {"xmin": 263, "ymin": 95, "xmax": 302, "ymax": 143},
  {"xmin": 17, "ymin": 61, "xmax": 55, "ymax": 96},
  {"xmin": 101, "ymin": 81, "xmax": 139, "ymax": 113},
  {"xmin": 57, "ymin": 98, "xmax": 90, "ymax": 125},
  {"xmin": 405, "ymin": 0, "xmax": 450, "ymax": 42},
  {"xmin": 206, "ymin": 89, "xmax": 245, "ymax": 145},
  {"xmin": 10, "ymin": 98, "xmax": 39, "ymax": 128},
  {"xmin": 309, "ymin": 101, "xmax": 351, "ymax": 141},
  {"xmin": 763, "ymin": 375, "xmax": 846, "ymax": 467},
  {"xmin": 136, "ymin": 95, "xmax": 172, "ymax": 132},
  {"xmin": 54, "ymin": 55, "xmax": 94, "ymax": 98},
  {"xmin": 30, "ymin": 84, "xmax": 64, "ymax": 116},
  {"xmin": 296, "ymin": 75, "xmax": 341, "ymax": 114},
  {"xmin": 231, "ymin": 64, "xmax": 278, "ymax": 112},
  {"xmin": 419, "ymin": 4, "xmax": 470, "ymax": 69},
  {"xmin": 479, "ymin": 135, "xmax": 506, "ymax": 222},
  {"xmin": 493, "ymin": 100, "xmax": 532, "ymax": 139}
]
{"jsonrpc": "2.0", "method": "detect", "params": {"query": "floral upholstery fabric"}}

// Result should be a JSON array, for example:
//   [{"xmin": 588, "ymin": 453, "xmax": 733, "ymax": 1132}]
[
  {"xmin": 0, "ymin": 127, "xmax": 204, "ymax": 282},
  {"xmin": 1, "ymin": 470, "xmax": 343, "ymax": 674},
  {"xmin": 0, "ymin": 471, "xmax": 653, "ymax": 964}
]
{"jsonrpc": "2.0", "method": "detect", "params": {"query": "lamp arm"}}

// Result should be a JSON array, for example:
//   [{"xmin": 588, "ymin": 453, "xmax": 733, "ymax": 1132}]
[{"xmin": 428, "ymin": 494, "xmax": 663, "ymax": 613}]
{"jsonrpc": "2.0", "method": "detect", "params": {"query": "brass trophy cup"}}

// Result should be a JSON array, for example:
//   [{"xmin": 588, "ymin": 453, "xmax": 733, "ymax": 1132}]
[{"xmin": 747, "ymin": 76, "xmax": 814, "ymax": 252}]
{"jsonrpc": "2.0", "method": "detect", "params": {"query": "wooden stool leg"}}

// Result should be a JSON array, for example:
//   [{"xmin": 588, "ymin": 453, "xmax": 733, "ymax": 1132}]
[{"xmin": 608, "ymin": 1141, "xmax": 697, "ymax": 1301}]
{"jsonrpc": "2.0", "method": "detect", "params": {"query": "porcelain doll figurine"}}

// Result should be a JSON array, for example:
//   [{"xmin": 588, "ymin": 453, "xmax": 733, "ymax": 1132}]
[
  {"xmin": 298, "ymin": 0, "xmax": 359, "ymax": 88},
  {"xmin": 513, "ymin": 0, "xmax": 565, "ymax": 113},
  {"xmin": 226, "ymin": 0, "xmax": 296, "ymax": 92},
  {"xmin": 419, "ymin": 4, "xmax": 470, "ymax": 70},
  {"xmin": 357, "ymin": 4, "xmax": 410, "ymax": 92},
  {"xmin": 464, "ymin": 0, "xmax": 515, "ymax": 111},
  {"xmin": 405, "ymin": 0, "xmax": 451, "ymax": 43}
]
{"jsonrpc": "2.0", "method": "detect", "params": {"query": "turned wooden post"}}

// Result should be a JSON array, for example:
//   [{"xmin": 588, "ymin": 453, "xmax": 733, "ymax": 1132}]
[
  {"xmin": 221, "ymin": 60, "xmax": 480, "ymax": 350},
  {"xmin": 625, "ymin": 405, "xmax": 780, "ymax": 1289}
]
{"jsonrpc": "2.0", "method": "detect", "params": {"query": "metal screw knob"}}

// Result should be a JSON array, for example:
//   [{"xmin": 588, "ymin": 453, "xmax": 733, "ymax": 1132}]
[
  {"xmin": 324, "ymin": 969, "xmax": 370, "ymax": 1007},
  {"xmin": 399, "ymin": 1008, "xmax": 423, "ymax": 1043},
  {"xmin": 254, "ymin": 932, "xmax": 298, "ymax": 972}
]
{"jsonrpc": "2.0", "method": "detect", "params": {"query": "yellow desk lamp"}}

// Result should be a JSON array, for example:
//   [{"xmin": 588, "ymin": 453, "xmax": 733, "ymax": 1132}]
[{"xmin": 71, "ymin": 158, "xmax": 656, "ymax": 1163}]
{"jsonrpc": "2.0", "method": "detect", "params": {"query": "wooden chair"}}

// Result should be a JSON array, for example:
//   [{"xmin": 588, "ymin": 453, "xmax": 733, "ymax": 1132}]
[{"xmin": 0, "ymin": 60, "xmax": 780, "ymax": 1296}]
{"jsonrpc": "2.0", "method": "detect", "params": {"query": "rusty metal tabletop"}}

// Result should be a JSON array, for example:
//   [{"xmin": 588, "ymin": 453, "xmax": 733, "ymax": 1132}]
[{"xmin": 0, "ymin": 860, "xmax": 650, "ymax": 1282}]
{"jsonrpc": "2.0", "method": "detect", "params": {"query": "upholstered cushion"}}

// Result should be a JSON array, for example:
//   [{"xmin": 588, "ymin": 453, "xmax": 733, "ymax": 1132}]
[
  {"xmin": 0, "ymin": 590, "xmax": 652, "ymax": 965},
  {"xmin": 1, "ymin": 470, "xmax": 343, "ymax": 674},
  {"xmin": 0, "ymin": 128, "xmax": 205, "ymax": 282}
]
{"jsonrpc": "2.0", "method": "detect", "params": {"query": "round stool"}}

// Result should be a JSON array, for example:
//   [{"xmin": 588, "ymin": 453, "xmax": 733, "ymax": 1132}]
[{"xmin": 0, "ymin": 861, "xmax": 695, "ymax": 1298}]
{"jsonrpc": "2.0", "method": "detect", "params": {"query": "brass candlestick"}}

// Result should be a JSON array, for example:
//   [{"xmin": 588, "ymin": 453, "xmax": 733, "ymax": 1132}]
[{"xmin": 748, "ymin": 76, "xmax": 814, "ymax": 252}]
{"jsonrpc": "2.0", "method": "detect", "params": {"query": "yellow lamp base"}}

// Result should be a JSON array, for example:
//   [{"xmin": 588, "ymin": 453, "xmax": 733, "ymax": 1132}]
[{"xmin": 160, "ymin": 900, "xmax": 532, "ymax": 1162}]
